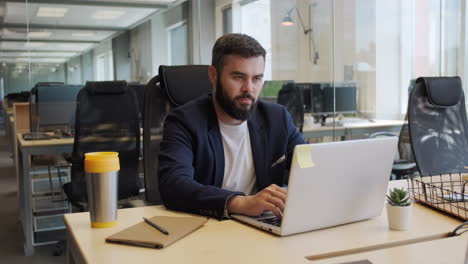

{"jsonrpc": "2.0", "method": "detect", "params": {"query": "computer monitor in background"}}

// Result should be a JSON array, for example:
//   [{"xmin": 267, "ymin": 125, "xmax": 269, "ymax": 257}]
[
  {"xmin": 261, "ymin": 80, "xmax": 294, "ymax": 103},
  {"xmin": 321, "ymin": 83, "xmax": 357, "ymax": 114},
  {"xmin": 5, "ymin": 91, "xmax": 31, "ymax": 107},
  {"xmin": 30, "ymin": 83, "xmax": 83, "ymax": 132},
  {"xmin": 296, "ymin": 82, "xmax": 357, "ymax": 125}
]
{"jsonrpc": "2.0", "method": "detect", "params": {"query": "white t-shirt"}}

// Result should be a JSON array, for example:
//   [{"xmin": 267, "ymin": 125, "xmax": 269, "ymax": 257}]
[{"xmin": 218, "ymin": 120, "xmax": 256, "ymax": 195}]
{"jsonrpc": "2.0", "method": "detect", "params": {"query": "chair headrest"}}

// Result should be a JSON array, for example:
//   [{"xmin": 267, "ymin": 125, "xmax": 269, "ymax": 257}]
[
  {"xmin": 416, "ymin": 76, "xmax": 462, "ymax": 107},
  {"xmin": 159, "ymin": 65, "xmax": 212, "ymax": 106},
  {"xmin": 85, "ymin": 81, "xmax": 127, "ymax": 94}
]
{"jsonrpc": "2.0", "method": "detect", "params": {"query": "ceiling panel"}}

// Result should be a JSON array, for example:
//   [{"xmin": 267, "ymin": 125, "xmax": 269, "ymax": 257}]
[
  {"xmin": 78, "ymin": 0, "xmax": 176, "ymax": 3},
  {"xmin": 0, "ymin": 57, "xmax": 68, "ymax": 64},
  {"xmin": 1, "ymin": 28, "xmax": 117, "ymax": 42},
  {"xmin": 0, "ymin": 51, "xmax": 79, "ymax": 58},
  {"xmin": 5, "ymin": 2, "xmax": 158, "ymax": 28},
  {"xmin": 0, "ymin": 41, "xmax": 95, "ymax": 52},
  {"xmin": 1, "ymin": 0, "xmax": 173, "ymax": 66}
]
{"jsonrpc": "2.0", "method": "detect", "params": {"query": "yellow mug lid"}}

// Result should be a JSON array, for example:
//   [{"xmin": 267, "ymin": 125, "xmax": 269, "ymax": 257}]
[{"xmin": 84, "ymin": 152, "xmax": 120, "ymax": 173}]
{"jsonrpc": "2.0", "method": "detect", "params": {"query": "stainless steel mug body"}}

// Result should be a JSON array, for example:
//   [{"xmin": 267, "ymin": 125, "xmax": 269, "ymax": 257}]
[{"xmin": 86, "ymin": 171, "xmax": 118, "ymax": 224}]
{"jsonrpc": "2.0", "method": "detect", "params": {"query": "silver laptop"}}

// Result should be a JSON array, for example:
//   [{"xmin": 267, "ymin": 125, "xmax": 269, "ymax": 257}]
[{"xmin": 231, "ymin": 137, "xmax": 398, "ymax": 236}]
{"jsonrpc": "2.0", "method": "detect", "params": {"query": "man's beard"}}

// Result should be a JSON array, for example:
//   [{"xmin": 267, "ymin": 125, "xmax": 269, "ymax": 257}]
[{"xmin": 215, "ymin": 78, "xmax": 257, "ymax": 121}]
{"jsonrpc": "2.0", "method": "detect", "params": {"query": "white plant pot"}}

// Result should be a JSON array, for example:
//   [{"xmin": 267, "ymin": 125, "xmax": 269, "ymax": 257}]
[{"xmin": 386, "ymin": 203, "xmax": 413, "ymax": 231}]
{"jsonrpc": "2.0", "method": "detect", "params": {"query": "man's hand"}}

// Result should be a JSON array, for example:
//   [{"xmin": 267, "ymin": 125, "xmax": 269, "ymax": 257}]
[{"xmin": 227, "ymin": 184, "xmax": 287, "ymax": 218}]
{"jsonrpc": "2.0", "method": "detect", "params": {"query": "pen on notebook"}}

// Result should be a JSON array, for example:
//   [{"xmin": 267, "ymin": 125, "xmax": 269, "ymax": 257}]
[{"xmin": 143, "ymin": 217, "xmax": 169, "ymax": 235}]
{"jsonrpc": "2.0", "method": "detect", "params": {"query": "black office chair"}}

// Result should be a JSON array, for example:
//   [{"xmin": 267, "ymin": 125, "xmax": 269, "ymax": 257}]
[
  {"xmin": 63, "ymin": 81, "xmax": 142, "ymax": 210},
  {"xmin": 369, "ymin": 117, "xmax": 418, "ymax": 180},
  {"xmin": 408, "ymin": 76, "xmax": 468, "ymax": 176},
  {"xmin": 277, "ymin": 82, "xmax": 304, "ymax": 133},
  {"xmin": 128, "ymin": 83, "xmax": 145, "ymax": 121},
  {"xmin": 143, "ymin": 65, "xmax": 212, "ymax": 204}
]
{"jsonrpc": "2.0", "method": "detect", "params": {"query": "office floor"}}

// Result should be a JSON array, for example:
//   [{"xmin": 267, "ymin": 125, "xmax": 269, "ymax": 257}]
[{"xmin": 0, "ymin": 118, "xmax": 65, "ymax": 263}]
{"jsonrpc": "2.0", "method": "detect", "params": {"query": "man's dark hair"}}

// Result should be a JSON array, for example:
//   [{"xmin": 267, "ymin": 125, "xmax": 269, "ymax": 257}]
[{"xmin": 212, "ymin": 33, "xmax": 266, "ymax": 72}]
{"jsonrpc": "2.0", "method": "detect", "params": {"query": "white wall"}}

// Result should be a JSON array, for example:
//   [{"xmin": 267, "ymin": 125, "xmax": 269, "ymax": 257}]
[
  {"xmin": 66, "ymin": 56, "xmax": 82, "ymax": 85},
  {"xmin": 130, "ymin": 21, "xmax": 153, "ymax": 83}
]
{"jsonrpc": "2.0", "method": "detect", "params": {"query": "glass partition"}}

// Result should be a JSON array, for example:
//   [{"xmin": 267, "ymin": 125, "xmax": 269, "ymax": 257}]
[
  {"xmin": 0, "ymin": 0, "xmax": 464, "ymax": 153},
  {"xmin": 208, "ymin": 0, "xmax": 466, "ymax": 143}
]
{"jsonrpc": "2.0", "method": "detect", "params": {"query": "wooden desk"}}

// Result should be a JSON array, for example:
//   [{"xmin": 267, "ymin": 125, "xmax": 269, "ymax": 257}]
[
  {"xmin": 16, "ymin": 133, "xmax": 73, "ymax": 256},
  {"xmin": 302, "ymin": 120, "xmax": 404, "ymax": 139},
  {"xmin": 310, "ymin": 235, "xmax": 468, "ymax": 264},
  {"xmin": 65, "ymin": 181, "xmax": 463, "ymax": 264},
  {"xmin": 13, "ymin": 103, "xmax": 30, "ymax": 187},
  {"xmin": 3, "ymin": 106, "xmax": 14, "ymax": 153}
]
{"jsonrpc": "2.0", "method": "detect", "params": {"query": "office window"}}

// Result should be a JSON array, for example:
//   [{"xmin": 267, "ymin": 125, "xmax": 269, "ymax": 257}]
[
  {"xmin": 168, "ymin": 22, "xmax": 188, "ymax": 65},
  {"xmin": 95, "ymin": 51, "xmax": 114, "ymax": 81},
  {"xmin": 96, "ymin": 55, "xmax": 106, "ymax": 81}
]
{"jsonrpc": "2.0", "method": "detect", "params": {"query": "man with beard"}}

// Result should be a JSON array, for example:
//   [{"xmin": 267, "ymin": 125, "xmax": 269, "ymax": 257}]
[{"xmin": 158, "ymin": 34, "xmax": 305, "ymax": 220}]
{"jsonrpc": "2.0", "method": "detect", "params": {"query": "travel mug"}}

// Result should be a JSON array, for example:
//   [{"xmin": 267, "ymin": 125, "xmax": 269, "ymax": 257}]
[{"xmin": 85, "ymin": 152, "xmax": 119, "ymax": 228}]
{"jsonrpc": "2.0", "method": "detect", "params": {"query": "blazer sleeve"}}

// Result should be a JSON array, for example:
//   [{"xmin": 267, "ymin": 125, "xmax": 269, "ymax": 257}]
[{"xmin": 158, "ymin": 113, "xmax": 243, "ymax": 220}]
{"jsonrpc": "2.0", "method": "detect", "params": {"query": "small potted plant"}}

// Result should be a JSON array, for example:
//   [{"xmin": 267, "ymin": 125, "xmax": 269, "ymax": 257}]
[{"xmin": 386, "ymin": 187, "xmax": 413, "ymax": 231}]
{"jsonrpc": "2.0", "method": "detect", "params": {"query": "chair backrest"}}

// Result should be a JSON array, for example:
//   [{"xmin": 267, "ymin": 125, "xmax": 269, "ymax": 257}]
[
  {"xmin": 277, "ymin": 82, "xmax": 304, "ymax": 133},
  {"xmin": 143, "ymin": 65, "xmax": 212, "ymax": 204},
  {"xmin": 69, "ymin": 81, "xmax": 141, "ymax": 204},
  {"xmin": 128, "ymin": 83, "xmax": 145, "ymax": 121},
  {"xmin": 408, "ymin": 76, "xmax": 468, "ymax": 176},
  {"xmin": 397, "ymin": 115, "xmax": 414, "ymax": 163}
]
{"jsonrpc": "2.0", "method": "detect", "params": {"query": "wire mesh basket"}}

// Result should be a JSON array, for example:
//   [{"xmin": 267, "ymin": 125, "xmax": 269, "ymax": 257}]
[{"xmin": 408, "ymin": 174, "xmax": 468, "ymax": 220}]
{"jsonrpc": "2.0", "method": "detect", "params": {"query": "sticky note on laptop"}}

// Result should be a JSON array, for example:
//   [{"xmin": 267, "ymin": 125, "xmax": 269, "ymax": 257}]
[{"xmin": 296, "ymin": 144, "xmax": 315, "ymax": 168}]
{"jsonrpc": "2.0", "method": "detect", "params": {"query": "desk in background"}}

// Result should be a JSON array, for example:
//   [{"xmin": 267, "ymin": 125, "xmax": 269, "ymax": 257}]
[
  {"xmin": 302, "ymin": 119, "xmax": 404, "ymax": 140},
  {"xmin": 3, "ymin": 100, "xmax": 14, "ymax": 154},
  {"xmin": 65, "ymin": 180, "xmax": 463, "ymax": 264},
  {"xmin": 16, "ymin": 133, "xmax": 73, "ymax": 256}
]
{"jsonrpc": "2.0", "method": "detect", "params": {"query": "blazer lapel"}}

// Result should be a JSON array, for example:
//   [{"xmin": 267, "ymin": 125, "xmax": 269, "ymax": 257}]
[
  {"xmin": 207, "ymin": 98, "xmax": 225, "ymax": 187},
  {"xmin": 248, "ymin": 113, "xmax": 267, "ymax": 190}
]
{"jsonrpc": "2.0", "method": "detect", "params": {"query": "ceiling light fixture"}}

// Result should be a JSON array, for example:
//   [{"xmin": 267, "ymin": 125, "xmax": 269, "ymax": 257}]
[
  {"xmin": 24, "ymin": 42, "xmax": 45, "ymax": 48},
  {"xmin": 37, "ymin": 7, "xmax": 68, "ymax": 18},
  {"xmin": 28, "ymin": 31, "xmax": 52, "ymax": 38},
  {"xmin": 281, "ymin": 10, "xmax": 294, "ymax": 27},
  {"xmin": 92, "ymin": 10, "xmax": 125, "ymax": 20},
  {"xmin": 72, "ymin": 32, "xmax": 96, "ymax": 37},
  {"xmin": 57, "ymin": 43, "xmax": 85, "ymax": 50}
]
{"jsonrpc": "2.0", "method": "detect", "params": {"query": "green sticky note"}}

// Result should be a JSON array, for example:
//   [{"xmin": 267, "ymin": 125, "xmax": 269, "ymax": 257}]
[{"xmin": 296, "ymin": 145, "xmax": 315, "ymax": 168}]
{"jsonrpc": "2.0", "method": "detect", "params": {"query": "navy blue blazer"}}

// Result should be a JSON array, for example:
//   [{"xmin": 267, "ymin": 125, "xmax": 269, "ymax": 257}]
[{"xmin": 158, "ymin": 94, "xmax": 305, "ymax": 219}]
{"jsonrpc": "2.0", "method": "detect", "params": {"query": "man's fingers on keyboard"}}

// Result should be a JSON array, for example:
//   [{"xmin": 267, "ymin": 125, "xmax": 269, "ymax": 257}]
[
  {"xmin": 266, "ymin": 196, "xmax": 285, "ymax": 212},
  {"xmin": 270, "ymin": 184, "xmax": 287, "ymax": 196},
  {"xmin": 272, "ymin": 190, "xmax": 287, "ymax": 202}
]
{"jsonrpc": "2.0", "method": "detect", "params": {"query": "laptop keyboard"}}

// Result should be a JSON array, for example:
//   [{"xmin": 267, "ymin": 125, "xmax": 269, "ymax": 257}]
[{"xmin": 258, "ymin": 217, "xmax": 282, "ymax": 227}]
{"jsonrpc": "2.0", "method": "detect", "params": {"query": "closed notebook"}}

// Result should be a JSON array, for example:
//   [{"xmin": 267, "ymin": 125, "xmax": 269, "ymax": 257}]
[{"xmin": 106, "ymin": 216, "xmax": 208, "ymax": 249}]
